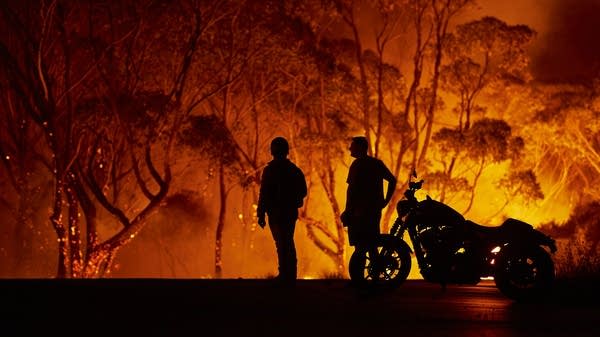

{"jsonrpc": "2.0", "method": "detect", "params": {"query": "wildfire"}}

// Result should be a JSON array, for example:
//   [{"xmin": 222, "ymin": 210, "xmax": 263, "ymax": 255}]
[{"xmin": 0, "ymin": 0, "xmax": 597, "ymax": 280}]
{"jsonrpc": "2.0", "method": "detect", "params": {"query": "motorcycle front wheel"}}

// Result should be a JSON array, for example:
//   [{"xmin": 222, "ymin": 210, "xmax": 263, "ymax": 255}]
[
  {"xmin": 494, "ymin": 245, "xmax": 555, "ymax": 301},
  {"xmin": 349, "ymin": 235, "xmax": 412, "ymax": 287}
]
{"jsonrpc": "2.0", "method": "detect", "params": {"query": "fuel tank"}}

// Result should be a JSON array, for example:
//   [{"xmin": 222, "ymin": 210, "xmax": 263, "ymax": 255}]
[{"xmin": 411, "ymin": 198, "xmax": 465, "ymax": 228}]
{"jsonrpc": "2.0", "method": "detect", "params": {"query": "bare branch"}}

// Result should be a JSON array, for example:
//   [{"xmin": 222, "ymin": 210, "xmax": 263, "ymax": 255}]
[
  {"xmin": 144, "ymin": 146, "xmax": 165, "ymax": 188},
  {"xmin": 81, "ymin": 134, "xmax": 132, "ymax": 228},
  {"xmin": 304, "ymin": 219, "xmax": 338, "ymax": 260},
  {"xmin": 131, "ymin": 152, "xmax": 155, "ymax": 200}
]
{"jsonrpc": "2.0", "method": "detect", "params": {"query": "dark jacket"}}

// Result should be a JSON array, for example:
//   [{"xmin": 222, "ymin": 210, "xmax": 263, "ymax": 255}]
[{"xmin": 257, "ymin": 158, "xmax": 307, "ymax": 220}]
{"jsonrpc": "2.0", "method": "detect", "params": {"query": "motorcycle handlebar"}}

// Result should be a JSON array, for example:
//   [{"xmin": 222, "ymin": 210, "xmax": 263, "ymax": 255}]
[{"xmin": 408, "ymin": 179, "xmax": 424, "ymax": 190}]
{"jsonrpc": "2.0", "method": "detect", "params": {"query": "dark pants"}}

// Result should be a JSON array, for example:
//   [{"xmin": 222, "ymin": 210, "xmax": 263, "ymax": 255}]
[
  {"xmin": 268, "ymin": 214, "xmax": 297, "ymax": 281},
  {"xmin": 348, "ymin": 209, "xmax": 382, "ymax": 248}
]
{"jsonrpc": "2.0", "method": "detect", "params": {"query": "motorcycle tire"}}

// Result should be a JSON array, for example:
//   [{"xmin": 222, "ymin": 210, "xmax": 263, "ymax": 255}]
[
  {"xmin": 349, "ymin": 235, "xmax": 411, "ymax": 287},
  {"xmin": 494, "ymin": 245, "xmax": 555, "ymax": 301}
]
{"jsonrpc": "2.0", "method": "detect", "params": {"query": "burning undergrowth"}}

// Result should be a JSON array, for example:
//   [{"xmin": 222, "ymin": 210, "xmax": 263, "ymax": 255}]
[{"xmin": 540, "ymin": 202, "xmax": 600, "ymax": 280}]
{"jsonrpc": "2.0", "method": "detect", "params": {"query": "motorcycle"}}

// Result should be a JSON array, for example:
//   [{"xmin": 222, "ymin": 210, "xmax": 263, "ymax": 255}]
[{"xmin": 348, "ymin": 172, "xmax": 557, "ymax": 300}]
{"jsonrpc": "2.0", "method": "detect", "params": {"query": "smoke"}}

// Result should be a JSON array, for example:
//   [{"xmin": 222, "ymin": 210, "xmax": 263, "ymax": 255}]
[
  {"xmin": 540, "ymin": 201, "xmax": 600, "ymax": 249},
  {"xmin": 530, "ymin": 0, "xmax": 600, "ymax": 82},
  {"xmin": 472, "ymin": 0, "xmax": 600, "ymax": 83},
  {"xmin": 110, "ymin": 190, "xmax": 215, "ymax": 277}
]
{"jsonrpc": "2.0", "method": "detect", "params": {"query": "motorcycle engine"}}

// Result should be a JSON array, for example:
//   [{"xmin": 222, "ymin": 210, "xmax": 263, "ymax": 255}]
[
  {"xmin": 416, "ymin": 223, "xmax": 462, "ymax": 253},
  {"xmin": 417, "ymin": 224, "xmax": 481, "ymax": 284}
]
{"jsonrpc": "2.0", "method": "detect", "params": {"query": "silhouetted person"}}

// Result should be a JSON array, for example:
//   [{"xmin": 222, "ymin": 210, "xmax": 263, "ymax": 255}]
[
  {"xmin": 341, "ymin": 137, "xmax": 396, "ymax": 262},
  {"xmin": 257, "ymin": 137, "xmax": 307, "ymax": 285}
]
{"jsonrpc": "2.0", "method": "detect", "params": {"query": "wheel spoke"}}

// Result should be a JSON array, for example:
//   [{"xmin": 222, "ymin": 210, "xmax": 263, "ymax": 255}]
[{"xmin": 349, "ymin": 239, "xmax": 411, "ymax": 286}]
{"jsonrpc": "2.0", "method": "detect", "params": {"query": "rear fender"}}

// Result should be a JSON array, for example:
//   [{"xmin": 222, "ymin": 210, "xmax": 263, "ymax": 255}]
[
  {"xmin": 519, "ymin": 228, "xmax": 557, "ymax": 253},
  {"xmin": 496, "ymin": 239, "xmax": 554, "ymax": 263},
  {"xmin": 532, "ymin": 230, "xmax": 557, "ymax": 253},
  {"xmin": 501, "ymin": 218, "xmax": 557, "ymax": 253}
]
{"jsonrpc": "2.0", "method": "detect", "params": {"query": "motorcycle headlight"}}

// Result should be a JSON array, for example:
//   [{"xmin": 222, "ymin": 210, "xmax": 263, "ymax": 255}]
[{"xmin": 396, "ymin": 200, "xmax": 411, "ymax": 216}]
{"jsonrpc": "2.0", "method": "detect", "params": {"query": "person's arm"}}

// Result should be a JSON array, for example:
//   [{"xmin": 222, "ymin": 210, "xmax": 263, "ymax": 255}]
[
  {"xmin": 344, "ymin": 163, "xmax": 357, "ymax": 212},
  {"xmin": 257, "ymin": 168, "xmax": 268, "ymax": 228},
  {"xmin": 341, "ymin": 163, "xmax": 356, "ymax": 226},
  {"xmin": 340, "ymin": 186, "xmax": 353, "ymax": 227},
  {"xmin": 344, "ymin": 184, "xmax": 354, "ymax": 211},
  {"xmin": 297, "ymin": 167, "xmax": 307, "ymax": 208},
  {"xmin": 381, "ymin": 162, "xmax": 396, "ymax": 208}
]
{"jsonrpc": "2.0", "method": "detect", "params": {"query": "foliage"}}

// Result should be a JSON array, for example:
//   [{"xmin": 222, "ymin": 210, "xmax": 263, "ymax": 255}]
[
  {"xmin": 450, "ymin": 16, "xmax": 535, "ymax": 80},
  {"xmin": 441, "ymin": 16, "xmax": 535, "ymax": 131},
  {"xmin": 180, "ymin": 115, "xmax": 239, "ymax": 167},
  {"xmin": 540, "ymin": 201, "xmax": 600, "ymax": 251},
  {"xmin": 497, "ymin": 169, "xmax": 544, "ymax": 205},
  {"xmin": 422, "ymin": 171, "xmax": 469, "ymax": 199},
  {"xmin": 524, "ymin": 83, "xmax": 600, "ymax": 203},
  {"xmin": 149, "ymin": 190, "xmax": 210, "ymax": 239},
  {"xmin": 538, "ymin": 202, "xmax": 600, "ymax": 285},
  {"xmin": 553, "ymin": 235, "xmax": 600, "ymax": 281},
  {"xmin": 433, "ymin": 118, "xmax": 518, "ymax": 164}
]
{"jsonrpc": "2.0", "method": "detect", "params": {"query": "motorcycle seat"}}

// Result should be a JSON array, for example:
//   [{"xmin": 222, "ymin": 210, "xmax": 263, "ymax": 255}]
[{"xmin": 464, "ymin": 220, "xmax": 502, "ymax": 236}]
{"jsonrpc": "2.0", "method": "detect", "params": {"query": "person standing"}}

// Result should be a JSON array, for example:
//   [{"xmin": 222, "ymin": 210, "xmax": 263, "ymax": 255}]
[
  {"xmin": 341, "ymin": 136, "xmax": 396, "ymax": 255},
  {"xmin": 257, "ymin": 137, "xmax": 307, "ymax": 284}
]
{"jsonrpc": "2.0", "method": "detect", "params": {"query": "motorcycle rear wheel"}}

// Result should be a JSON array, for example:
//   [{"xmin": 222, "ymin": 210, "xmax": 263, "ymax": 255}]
[
  {"xmin": 349, "ymin": 235, "xmax": 411, "ymax": 287},
  {"xmin": 494, "ymin": 245, "xmax": 554, "ymax": 301}
]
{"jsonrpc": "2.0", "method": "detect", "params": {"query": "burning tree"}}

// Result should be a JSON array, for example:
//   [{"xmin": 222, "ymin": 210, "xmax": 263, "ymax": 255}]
[
  {"xmin": 424, "ymin": 16, "xmax": 542, "ymax": 216},
  {"xmin": 0, "ymin": 71, "xmax": 53, "ymax": 275},
  {"xmin": 529, "ymin": 82, "xmax": 600, "ymax": 203},
  {"xmin": 0, "ymin": 0, "xmax": 230, "ymax": 277},
  {"xmin": 292, "ymin": 69, "xmax": 357, "ymax": 274},
  {"xmin": 179, "ymin": 0, "xmax": 323, "ymax": 277},
  {"xmin": 364, "ymin": 0, "xmax": 475, "ymax": 230},
  {"xmin": 1, "ymin": 0, "xmax": 595, "ymax": 279},
  {"xmin": 271, "ymin": 0, "xmax": 477, "ymax": 268},
  {"xmin": 442, "ymin": 16, "xmax": 536, "ymax": 131}
]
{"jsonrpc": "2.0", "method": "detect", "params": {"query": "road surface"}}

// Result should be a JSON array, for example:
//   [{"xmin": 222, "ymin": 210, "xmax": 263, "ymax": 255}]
[{"xmin": 1, "ymin": 279, "xmax": 598, "ymax": 336}]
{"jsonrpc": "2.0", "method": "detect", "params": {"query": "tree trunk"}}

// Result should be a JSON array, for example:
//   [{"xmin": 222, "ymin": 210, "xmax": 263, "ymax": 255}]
[
  {"xmin": 375, "ymin": 46, "xmax": 385, "ymax": 158},
  {"xmin": 381, "ymin": 181, "xmax": 407, "ymax": 233},
  {"xmin": 345, "ymin": 9, "xmax": 372, "ymax": 150},
  {"xmin": 463, "ymin": 159, "xmax": 485, "ymax": 215},
  {"xmin": 50, "ymin": 175, "xmax": 68, "ymax": 278},
  {"xmin": 215, "ymin": 162, "xmax": 227, "ymax": 278},
  {"xmin": 325, "ymin": 165, "xmax": 347, "ymax": 274},
  {"xmin": 13, "ymin": 190, "xmax": 34, "ymax": 276},
  {"xmin": 82, "ymin": 247, "xmax": 117, "ymax": 278}
]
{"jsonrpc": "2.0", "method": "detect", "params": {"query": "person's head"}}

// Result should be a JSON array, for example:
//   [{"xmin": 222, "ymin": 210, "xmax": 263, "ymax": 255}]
[
  {"xmin": 270, "ymin": 137, "xmax": 289, "ymax": 159},
  {"xmin": 349, "ymin": 136, "xmax": 368, "ymax": 158}
]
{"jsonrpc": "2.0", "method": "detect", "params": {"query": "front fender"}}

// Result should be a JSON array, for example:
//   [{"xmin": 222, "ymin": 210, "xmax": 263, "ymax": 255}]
[{"xmin": 378, "ymin": 234, "xmax": 413, "ymax": 254}]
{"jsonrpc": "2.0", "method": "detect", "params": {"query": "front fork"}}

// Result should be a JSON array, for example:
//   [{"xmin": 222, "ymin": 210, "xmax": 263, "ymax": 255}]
[
  {"xmin": 389, "ymin": 217, "xmax": 404, "ymax": 237},
  {"xmin": 391, "ymin": 217, "xmax": 428, "ymax": 272}
]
